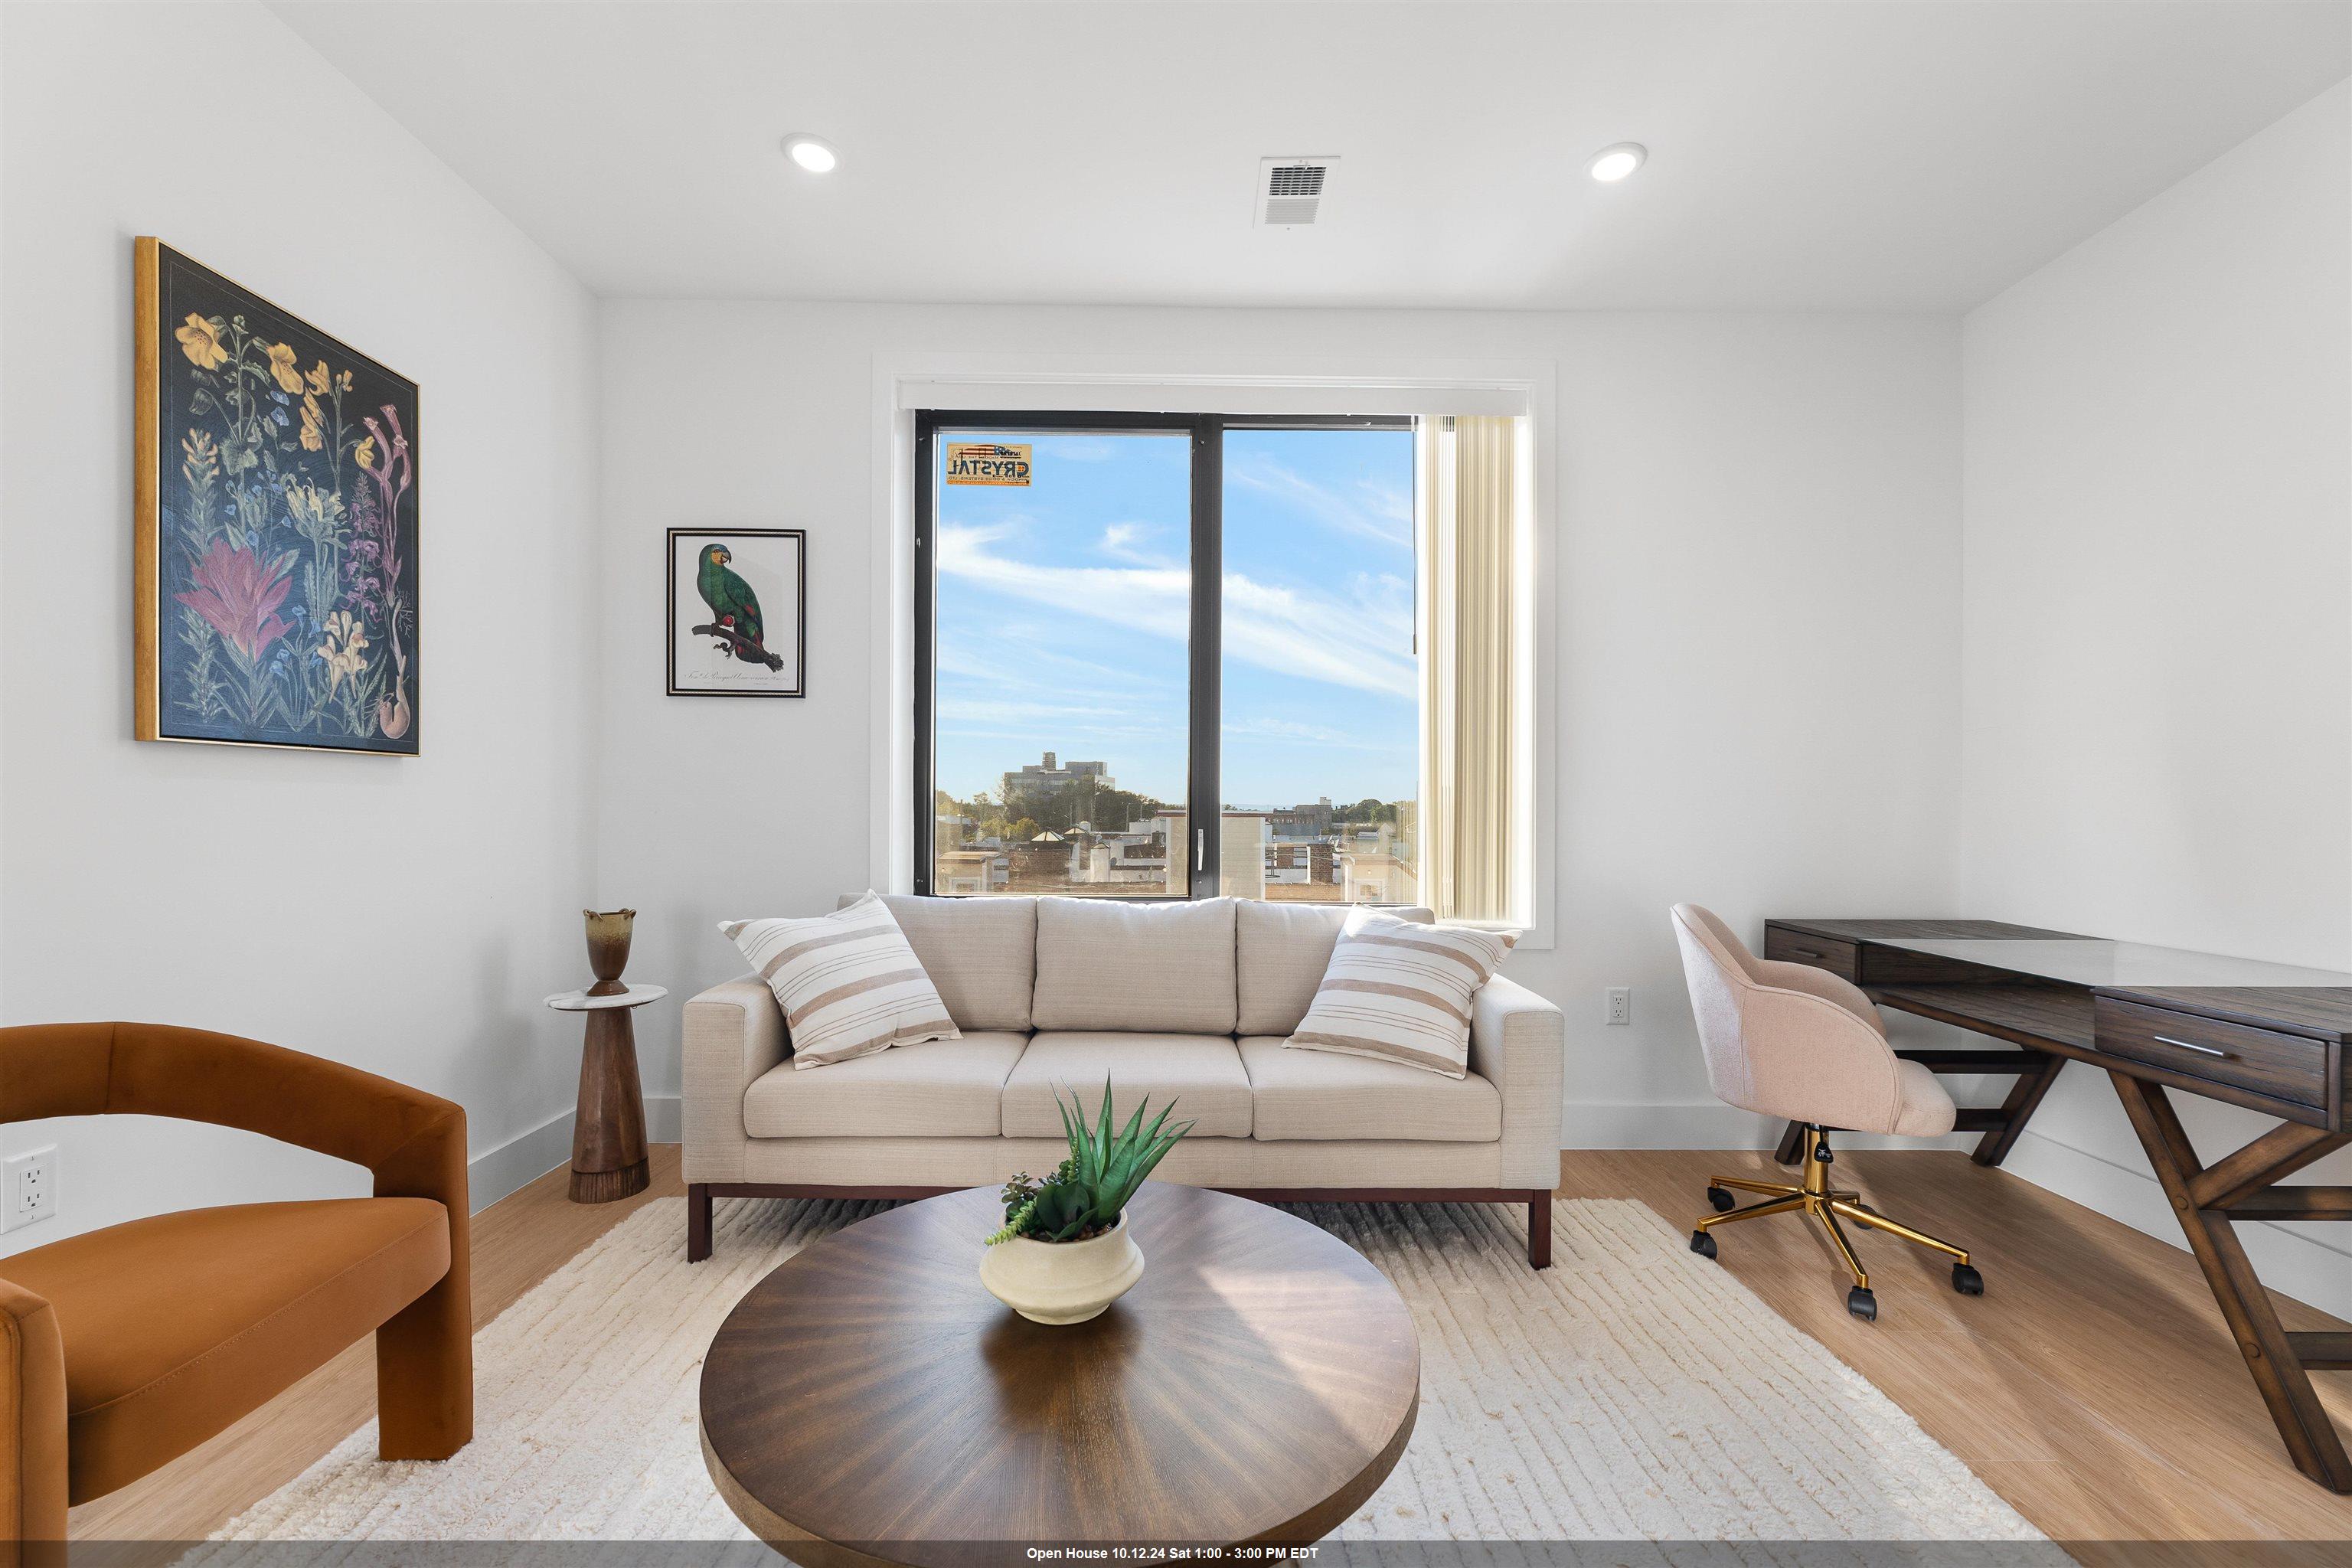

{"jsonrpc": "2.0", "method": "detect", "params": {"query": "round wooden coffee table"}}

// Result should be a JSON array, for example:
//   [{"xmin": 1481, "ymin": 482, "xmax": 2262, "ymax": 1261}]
[{"xmin": 699, "ymin": 1183, "xmax": 1420, "ymax": 1566}]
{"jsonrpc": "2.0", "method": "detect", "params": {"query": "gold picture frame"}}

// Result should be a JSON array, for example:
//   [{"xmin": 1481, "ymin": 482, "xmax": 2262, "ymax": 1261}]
[{"xmin": 135, "ymin": 237, "xmax": 421, "ymax": 754}]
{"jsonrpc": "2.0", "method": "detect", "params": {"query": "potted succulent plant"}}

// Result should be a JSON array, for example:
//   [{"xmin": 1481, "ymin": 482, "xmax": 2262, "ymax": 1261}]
[{"xmin": 979, "ymin": 1083, "xmax": 1191, "ymax": 1325}]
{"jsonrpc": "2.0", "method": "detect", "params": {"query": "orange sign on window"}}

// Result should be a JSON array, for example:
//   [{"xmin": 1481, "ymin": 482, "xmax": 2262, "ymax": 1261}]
[{"xmin": 943, "ymin": 442, "xmax": 1032, "ymax": 485}]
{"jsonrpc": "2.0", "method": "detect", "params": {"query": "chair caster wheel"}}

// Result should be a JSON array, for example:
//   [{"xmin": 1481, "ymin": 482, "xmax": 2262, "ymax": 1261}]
[
  {"xmin": 1690, "ymin": 1230, "xmax": 1718, "ymax": 1259},
  {"xmin": 1847, "ymin": 1286, "xmax": 1877, "ymax": 1321},
  {"xmin": 1952, "ymin": 1263, "xmax": 1984, "ymax": 1296},
  {"xmin": 1705, "ymin": 1185, "xmax": 1735, "ymax": 1212}
]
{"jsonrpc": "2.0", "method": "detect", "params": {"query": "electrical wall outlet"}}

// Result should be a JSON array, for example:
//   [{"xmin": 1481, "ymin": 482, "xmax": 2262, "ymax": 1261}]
[
  {"xmin": 5, "ymin": 1145, "xmax": 57, "ymax": 1232},
  {"xmin": 1605, "ymin": 986, "xmax": 1632, "ymax": 1026}
]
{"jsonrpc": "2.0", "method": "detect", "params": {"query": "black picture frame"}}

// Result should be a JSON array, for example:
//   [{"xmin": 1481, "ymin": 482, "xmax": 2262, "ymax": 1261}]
[{"xmin": 667, "ymin": 527, "xmax": 806, "ymax": 697}]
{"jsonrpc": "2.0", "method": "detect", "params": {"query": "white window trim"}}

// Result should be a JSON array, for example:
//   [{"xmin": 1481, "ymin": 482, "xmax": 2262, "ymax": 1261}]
[{"xmin": 868, "ymin": 350, "xmax": 1559, "ymax": 950}]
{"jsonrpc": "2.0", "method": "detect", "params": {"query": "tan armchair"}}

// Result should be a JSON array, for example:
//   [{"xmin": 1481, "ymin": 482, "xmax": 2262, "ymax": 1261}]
[
  {"xmin": 1670, "ymin": 904, "xmax": 1981, "ymax": 1321},
  {"xmin": 1, "ymin": 1023, "xmax": 472, "ymax": 1560}
]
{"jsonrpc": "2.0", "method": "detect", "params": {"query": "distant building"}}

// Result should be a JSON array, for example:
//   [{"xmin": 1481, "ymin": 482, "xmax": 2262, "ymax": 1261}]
[
  {"xmin": 1221, "ymin": 812, "xmax": 1266, "ymax": 900},
  {"xmin": 1266, "ymin": 841, "xmax": 1334, "ymax": 887},
  {"xmin": 946, "ymin": 756, "xmax": 1406, "ymax": 904},
  {"xmin": 936, "ymin": 848, "xmax": 1008, "ymax": 894},
  {"xmin": 1001, "ymin": 750, "xmax": 1113, "ymax": 799},
  {"xmin": 1266, "ymin": 797, "xmax": 1334, "ymax": 841},
  {"xmin": 1005, "ymin": 836, "xmax": 1080, "ymax": 890},
  {"xmin": 1341, "ymin": 822, "xmax": 1419, "ymax": 905}
]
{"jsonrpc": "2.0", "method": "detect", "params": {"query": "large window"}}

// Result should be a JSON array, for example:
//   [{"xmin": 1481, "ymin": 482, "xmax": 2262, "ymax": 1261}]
[{"xmin": 916, "ymin": 412, "xmax": 1416, "ymax": 901}]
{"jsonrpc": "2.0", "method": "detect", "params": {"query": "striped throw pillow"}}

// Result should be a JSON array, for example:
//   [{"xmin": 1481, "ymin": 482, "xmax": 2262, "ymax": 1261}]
[
  {"xmin": 720, "ymin": 893, "xmax": 960, "ymax": 1070},
  {"xmin": 1286, "ymin": 908, "xmax": 1517, "ymax": 1079}
]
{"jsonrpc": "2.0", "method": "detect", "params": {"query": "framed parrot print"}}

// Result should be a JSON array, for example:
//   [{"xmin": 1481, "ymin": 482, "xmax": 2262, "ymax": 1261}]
[
  {"xmin": 134, "ymin": 238, "xmax": 421, "ymax": 755},
  {"xmin": 667, "ymin": 528, "xmax": 805, "ymax": 697}
]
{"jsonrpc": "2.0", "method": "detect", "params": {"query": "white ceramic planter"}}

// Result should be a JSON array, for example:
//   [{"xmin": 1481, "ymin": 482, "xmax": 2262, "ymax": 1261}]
[{"xmin": 978, "ymin": 1212, "xmax": 1145, "ymax": 1325}]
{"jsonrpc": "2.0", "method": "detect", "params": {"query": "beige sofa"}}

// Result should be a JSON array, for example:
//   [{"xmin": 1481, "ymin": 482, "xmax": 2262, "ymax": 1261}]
[{"xmin": 682, "ymin": 895, "xmax": 1565, "ymax": 1266}]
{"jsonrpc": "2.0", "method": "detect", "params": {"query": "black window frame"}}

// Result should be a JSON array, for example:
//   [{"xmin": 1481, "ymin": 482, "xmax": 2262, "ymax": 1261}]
[{"xmin": 913, "ymin": 408, "xmax": 1415, "ymax": 899}]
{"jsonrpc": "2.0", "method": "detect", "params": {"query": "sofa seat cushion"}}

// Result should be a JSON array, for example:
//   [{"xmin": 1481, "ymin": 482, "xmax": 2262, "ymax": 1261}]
[
  {"xmin": 5, "ymin": 1197, "xmax": 449, "ymax": 1503},
  {"xmin": 1002, "ymin": 1031, "xmax": 1253, "ymax": 1138},
  {"xmin": 1031, "ymin": 897, "xmax": 1239, "ymax": 1034},
  {"xmin": 1239, "ymin": 1037, "xmax": 1502, "ymax": 1142},
  {"xmin": 743, "ymin": 1031, "xmax": 1028, "ymax": 1138},
  {"xmin": 1236, "ymin": 901, "xmax": 1436, "ymax": 1037}
]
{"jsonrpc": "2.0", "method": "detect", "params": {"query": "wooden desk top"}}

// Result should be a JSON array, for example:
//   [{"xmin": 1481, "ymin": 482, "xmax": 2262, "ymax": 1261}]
[
  {"xmin": 1769, "ymin": 918, "xmax": 2092, "ymax": 942},
  {"xmin": 1771, "ymin": 920, "xmax": 2352, "ymax": 1042}
]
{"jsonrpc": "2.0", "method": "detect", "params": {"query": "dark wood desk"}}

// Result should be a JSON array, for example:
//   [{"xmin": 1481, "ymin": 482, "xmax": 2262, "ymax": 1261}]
[{"xmin": 1766, "ymin": 917, "xmax": 2352, "ymax": 1493}]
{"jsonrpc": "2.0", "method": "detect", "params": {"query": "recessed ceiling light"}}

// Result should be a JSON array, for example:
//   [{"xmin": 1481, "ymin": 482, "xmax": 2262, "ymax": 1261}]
[
  {"xmin": 1587, "ymin": 142, "xmax": 1646, "ymax": 183},
  {"xmin": 782, "ymin": 134, "xmax": 838, "ymax": 174}
]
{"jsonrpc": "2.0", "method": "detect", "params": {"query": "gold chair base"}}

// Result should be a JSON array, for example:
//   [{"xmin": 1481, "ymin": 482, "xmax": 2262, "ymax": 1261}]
[{"xmin": 1691, "ymin": 1127, "xmax": 1976, "ymax": 1312}]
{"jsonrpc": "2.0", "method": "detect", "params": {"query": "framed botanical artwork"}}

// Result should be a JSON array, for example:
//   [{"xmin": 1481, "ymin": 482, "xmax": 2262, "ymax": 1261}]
[
  {"xmin": 667, "ymin": 528, "xmax": 806, "ymax": 697},
  {"xmin": 136, "ymin": 238, "xmax": 420, "ymax": 755}
]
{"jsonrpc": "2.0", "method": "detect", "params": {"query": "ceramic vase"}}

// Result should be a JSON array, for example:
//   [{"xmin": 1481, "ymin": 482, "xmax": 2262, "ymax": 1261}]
[
  {"xmin": 583, "ymin": 908, "xmax": 635, "ymax": 997},
  {"xmin": 979, "ymin": 1213, "xmax": 1145, "ymax": 1325}
]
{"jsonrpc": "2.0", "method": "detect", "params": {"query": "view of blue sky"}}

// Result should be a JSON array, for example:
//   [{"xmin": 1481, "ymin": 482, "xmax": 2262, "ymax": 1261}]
[{"xmin": 933, "ymin": 426, "xmax": 1417, "ymax": 811}]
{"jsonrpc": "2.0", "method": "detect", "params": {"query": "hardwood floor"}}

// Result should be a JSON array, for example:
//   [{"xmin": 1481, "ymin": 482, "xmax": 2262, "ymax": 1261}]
[
  {"xmin": 1565, "ymin": 1148, "xmax": 2352, "ymax": 1553},
  {"xmin": 70, "ymin": 1144, "xmax": 2352, "ymax": 1552}
]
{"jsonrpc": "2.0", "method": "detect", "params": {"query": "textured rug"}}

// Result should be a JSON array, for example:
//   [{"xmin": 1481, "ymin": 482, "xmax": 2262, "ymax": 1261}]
[{"xmin": 190, "ymin": 1194, "xmax": 2050, "ymax": 1560}]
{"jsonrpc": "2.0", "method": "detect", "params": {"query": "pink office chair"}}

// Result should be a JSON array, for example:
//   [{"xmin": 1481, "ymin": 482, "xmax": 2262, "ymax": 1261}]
[{"xmin": 1671, "ymin": 903, "xmax": 1983, "ymax": 1320}]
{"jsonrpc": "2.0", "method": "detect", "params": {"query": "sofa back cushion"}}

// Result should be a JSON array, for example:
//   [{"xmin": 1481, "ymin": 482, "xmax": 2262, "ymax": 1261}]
[
  {"xmin": 1031, "ymin": 896, "xmax": 1238, "ymax": 1034},
  {"xmin": 1236, "ymin": 901, "xmax": 1436, "ymax": 1037},
  {"xmin": 837, "ymin": 893, "xmax": 1036, "ymax": 1032}
]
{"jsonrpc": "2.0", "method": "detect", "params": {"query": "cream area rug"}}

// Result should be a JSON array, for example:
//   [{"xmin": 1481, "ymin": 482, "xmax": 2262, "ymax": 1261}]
[{"xmin": 190, "ymin": 1194, "xmax": 2053, "ymax": 1560}]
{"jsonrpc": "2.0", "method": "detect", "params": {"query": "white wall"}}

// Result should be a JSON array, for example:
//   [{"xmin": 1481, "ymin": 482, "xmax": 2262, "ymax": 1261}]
[
  {"xmin": 21, "ymin": 6, "xmax": 2327, "ymax": 1324},
  {"xmin": 0, "ymin": 1, "xmax": 602, "ymax": 1250},
  {"xmin": 1958, "ymin": 80, "xmax": 2352, "ymax": 1312},
  {"xmin": 594, "ymin": 302, "xmax": 1966, "ymax": 1144}
]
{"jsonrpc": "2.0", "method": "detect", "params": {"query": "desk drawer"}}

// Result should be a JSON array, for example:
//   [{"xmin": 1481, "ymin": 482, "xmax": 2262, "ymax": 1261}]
[
  {"xmin": 2095, "ymin": 998, "xmax": 2329, "ymax": 1109},
  {"xmin": 1763, "ymin": 926, "xmax": 1859, "ymax": 982}
]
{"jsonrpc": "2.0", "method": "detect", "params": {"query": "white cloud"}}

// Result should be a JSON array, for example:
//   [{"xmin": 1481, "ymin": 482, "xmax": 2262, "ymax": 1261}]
[
  {"xmin": 938, "ymin": 522, "xmax": 1415, "ymax": 699},
  {"xmin": 939, "ymin": 522, "xmax": 1191, "ymax": 640},
  {"xmin": 1222, "ymin": 715, "xmax": 1398, "ymax": 751},
  {"xmin": 936, "ymin": 697, "xmax": 1129, "ymax": 725},
  {"xmin": 1096, "ymin": 521, "xmax": 1172, "ymax": 566},
  {"xmin": 1227, "ymin": 453, "xmax": 1412, "ymax": 548},
  {"xmin": 1356, "ymin": 474, "xmax": 1412, "ymax": 528},
  {"xmin": 1221, "ymin": 571, "xmax": 1415, "ymax": 698}
]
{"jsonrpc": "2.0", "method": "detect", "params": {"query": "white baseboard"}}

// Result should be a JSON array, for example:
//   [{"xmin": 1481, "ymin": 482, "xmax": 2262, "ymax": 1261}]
[
  {"xmin": 2001, "ymin": 1127, "xmax": 2352, "ymax": 1318},
  {"xmin": 466, "ymin": 1095, "xmax": 681, "ymax": 1213},
  {"xmin": 1560, "ymin": 1101, "xmax": 1975, "ymax": 1153}
]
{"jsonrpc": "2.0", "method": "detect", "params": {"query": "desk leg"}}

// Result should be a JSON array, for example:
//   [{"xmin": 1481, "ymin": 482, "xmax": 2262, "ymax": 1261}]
[
  {"xmin": 571, "ymin": 1009, "xmax": 650, "ymax": 1204},
  {"xmin": 2111, "ymin": 1072, "xmax": 2352, "ymax": 1493},
  {"xmin": 1971, "ymin": 1050, "xmax": 2064, "ymax": 1166}
]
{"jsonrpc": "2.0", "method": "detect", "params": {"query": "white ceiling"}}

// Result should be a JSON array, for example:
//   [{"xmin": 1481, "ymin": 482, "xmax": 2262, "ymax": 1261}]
[{"xmin": 273, "ymin": 1, "xmax": 2351, "ymax": 312}]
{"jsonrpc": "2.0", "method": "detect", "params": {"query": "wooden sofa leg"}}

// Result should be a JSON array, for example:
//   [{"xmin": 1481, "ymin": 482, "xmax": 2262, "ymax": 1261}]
[
  {"xmin": 375, "ymin": 1272, "xmax": 472, "ymax": 1459},
  {"xmin": 1528, "ymin": 1191, "xmax": 1553, "ymax": 1269},
  {"xmin": 688, "ymin": 1182, "xmax": 714, "ymax": 1263}
]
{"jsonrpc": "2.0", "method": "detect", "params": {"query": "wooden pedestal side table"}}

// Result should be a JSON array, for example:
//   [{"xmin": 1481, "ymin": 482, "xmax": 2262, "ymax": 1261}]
[{"xmin": 544, "ymin": 983, "xmax": 665, "ymax": 1203}]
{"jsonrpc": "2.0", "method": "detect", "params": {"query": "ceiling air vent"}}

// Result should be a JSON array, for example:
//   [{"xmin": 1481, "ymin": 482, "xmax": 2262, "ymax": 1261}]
[{"xmin": 1257, "ymin": 156, "xmax": 1339, "ymax": 227}]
